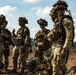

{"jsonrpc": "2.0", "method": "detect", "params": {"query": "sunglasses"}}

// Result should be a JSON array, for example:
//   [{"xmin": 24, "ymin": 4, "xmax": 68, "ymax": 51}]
[{"xmin": 56, "ymin": 8, "xmax": 65, "ymax": 11}]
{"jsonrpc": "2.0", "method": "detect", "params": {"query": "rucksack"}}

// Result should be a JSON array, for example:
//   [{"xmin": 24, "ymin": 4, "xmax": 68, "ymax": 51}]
[
  {"xmin": 60, "ymin": 15, "xmax": 75, "ymax": 63},
  {"xmin": 61, "ymin": 15, "xmax": 75, "ymax": 45}
]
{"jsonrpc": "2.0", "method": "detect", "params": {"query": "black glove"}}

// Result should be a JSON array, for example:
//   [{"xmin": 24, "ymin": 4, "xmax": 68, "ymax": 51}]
[{"xmin": 29, "ymin": 48, "xmax": 32, "ymax": 53}]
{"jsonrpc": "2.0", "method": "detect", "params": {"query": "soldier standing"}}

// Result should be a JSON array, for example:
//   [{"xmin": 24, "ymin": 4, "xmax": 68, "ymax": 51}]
[
  {"xmin": 48, "ymin": 0, "xmax": 74, "ymax": 75},
  {"xmin": 11, "ymin": 17, "xmax": 31, "ymax": 74},
  {"xmin": 34, "ymin": 18, "xmax": 50, "ymax": 63},
  {"xmin": 0, "ymin": 14, "xmax": 6, "ymax": 72},
  {"xmin": 2, "ymin": 20, "xmax": 13, "ymax": 71}
]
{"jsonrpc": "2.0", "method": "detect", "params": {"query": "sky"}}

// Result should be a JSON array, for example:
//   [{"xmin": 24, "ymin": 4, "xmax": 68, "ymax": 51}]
[{"xmin": 0, "ymin": 0, "xmax": 76, "ymax": 41}]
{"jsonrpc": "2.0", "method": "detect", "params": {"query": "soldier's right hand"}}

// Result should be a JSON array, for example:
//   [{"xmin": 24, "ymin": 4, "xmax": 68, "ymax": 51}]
[{"xmin": 12, "ymin": 29, "xmax": 15, "ymax": 34}]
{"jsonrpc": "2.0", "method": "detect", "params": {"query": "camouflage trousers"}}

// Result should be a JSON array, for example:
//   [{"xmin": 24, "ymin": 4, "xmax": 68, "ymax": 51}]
[
  {"xmin": 35, "ymin": 48, "xmax": 45, "ymax": 63},
  {"xmin": 51, "ymin": 44, "xmax": 67, "ymax": 75},
  {"xmin": 0, "ymin": 43, "xmax": 4, "ymax": 69},
  {"xmin": 12, "ymin": 45, "xmax": 29, "ymax": 71},
  {"xmin": 3, "ymin": 47, "xmax": 9, "ymax": 69},
  {"xmin": 35, "ymin": 47, "xmax": 50, "ymax": 63}
]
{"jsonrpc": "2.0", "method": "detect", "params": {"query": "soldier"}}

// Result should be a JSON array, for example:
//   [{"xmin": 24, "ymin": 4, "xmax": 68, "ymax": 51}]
[
  {"xmin": 11, "ymin": 17, "xmax": 31, "ymax": 74},
  {"xmin": 0, "ymin": 14, "xmax": 6, "ymax": 72},
  {"xmin": 2, "ymin": 20, "xmax": 13, "ymax": 71},
  {"xmin": 49, "ymin": 7, "xmax": 58, "ymax": 23},
  {"xmin": 47, "ymin": 0, "xmax": 74, "ymax": 75},
  {"xmin": 34, "ymin": 18, "xmax": 50, "ymax": 63}
]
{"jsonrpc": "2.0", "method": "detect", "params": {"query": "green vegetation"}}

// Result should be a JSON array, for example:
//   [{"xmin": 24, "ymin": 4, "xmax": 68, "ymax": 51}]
[
  {"xmin": 31, "ymin": 38, "xmax": 35, "ymax": 47},
  {"xmin": 72, "ymin": 41, "xmax": 76, "ymax": 49}
]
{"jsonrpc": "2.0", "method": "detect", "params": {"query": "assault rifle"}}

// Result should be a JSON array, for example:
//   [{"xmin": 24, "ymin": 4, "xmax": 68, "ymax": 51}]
[
  {"xmin": 27, "ymin": 61, "xmax": 47, "ymax": 75},
  {"xmin": 27, "ymin": 56, "xmax": 52, "ymax": 75}
]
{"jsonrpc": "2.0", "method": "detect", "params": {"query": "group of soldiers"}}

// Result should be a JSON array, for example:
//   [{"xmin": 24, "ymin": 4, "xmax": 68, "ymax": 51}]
[
  {"xmin": 0, "ymin": 0, "xmax": 75, "ymax": 75},
  {"xmin": 0, "ymin": 14, "xmax": 32, "ymax": 74},
  {"xmin": 35, "ymin": 0, "xmax": 74, "ymax": 75}
]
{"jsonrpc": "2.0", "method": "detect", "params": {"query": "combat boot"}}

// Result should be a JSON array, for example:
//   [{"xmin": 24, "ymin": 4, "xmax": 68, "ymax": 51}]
[{"xmin": 10, "ymin": 69, "xmax": 17, "ymax": 73}]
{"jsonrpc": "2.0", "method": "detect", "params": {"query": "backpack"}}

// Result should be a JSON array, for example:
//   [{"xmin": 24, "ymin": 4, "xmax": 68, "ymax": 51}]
[
  {"xmin": 60, "ymin": 15, "xmax": 75, "ymax": 63},
  {"xmin": 61, "ymin": 15, "xmax": 75, "ymax": 45}
]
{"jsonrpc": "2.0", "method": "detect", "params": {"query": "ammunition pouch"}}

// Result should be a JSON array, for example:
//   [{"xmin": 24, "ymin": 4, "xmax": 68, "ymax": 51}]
[
  {"xmin": 37, "ymin": 38, "xmax": 45, "ymax": 47},
  {"xmin": 37, "ymin": 38, "xmax": 50, "ymax": 50},
  {"xmin": 37, "ymin": 42, "xmax": 44, "ymax": 47},
  {"xmin": 13, "ymin": 37, "xmax": 24, "ymax": 46}
]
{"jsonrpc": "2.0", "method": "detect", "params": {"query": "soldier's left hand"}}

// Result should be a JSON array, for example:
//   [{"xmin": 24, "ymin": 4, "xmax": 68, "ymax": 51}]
[
  {"xmin": 61, "ymin": 49, "xmax": 67, "ymax": 58},
  {"xmin": 29, "ymin": 48, "xmax": 32, "ymax": 53}
]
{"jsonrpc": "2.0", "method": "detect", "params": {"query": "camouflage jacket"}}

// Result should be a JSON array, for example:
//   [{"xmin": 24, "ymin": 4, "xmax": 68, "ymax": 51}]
[
  {"xmin": 48, "ymin": 15, "xmax": 74, "ymax": 50},
  {"xmin": 17, "ymin": 26, "xmax": 31, "ymax": 46},
  {"xmin": 34, "ymin": 28, "xmax": 50, "ymax": 50},
  {"xmin": 3, "ymin": 28, "xmax": 13, "ymax": 45}
]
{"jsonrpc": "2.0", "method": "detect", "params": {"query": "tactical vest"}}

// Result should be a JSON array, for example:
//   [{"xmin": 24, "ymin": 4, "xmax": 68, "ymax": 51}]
[
  {"xmin": 17, "ymin": 27, "xmax": 29, "ymax": 46},
  {"xmin": 54, "ymin": 20, "xmax": 65, "ymax": 42},
  {"xmin": 36, "ymin": 29, "xmax": 50, "ymax": 50},
  {"xmin": 3, "ymin": 29, "xmax": 14, "ymax": 46},
  {"xmin": 54, "ymin": 15, "xmax": 74, "ymax": 44}
]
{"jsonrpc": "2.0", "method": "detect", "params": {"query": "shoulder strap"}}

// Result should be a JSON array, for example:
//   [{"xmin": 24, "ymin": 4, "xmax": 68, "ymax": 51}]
[
  {"xmin": 45, "ymin": 29, "xmax": 50, "ymax": 35},
  {"xmin": 61, "ymin": 15, "xmax": 74, "ymax": 24}
]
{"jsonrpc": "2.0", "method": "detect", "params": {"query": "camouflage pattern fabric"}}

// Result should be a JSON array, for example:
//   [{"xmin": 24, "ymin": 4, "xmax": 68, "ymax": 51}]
[
  {"xmin": 47, "ymin": 0, "xmax": 74, "ymax": 75},
  {"xmin": 12, "ymin": 25, "xmax": 31, "ymax": 72},
  {"xmin": 34, "ymin": 28, "xmax": 50, "ymax": 63},
  {"xmin": 0, "ymin": 14, "xmax": 6, "ymax": 69}
]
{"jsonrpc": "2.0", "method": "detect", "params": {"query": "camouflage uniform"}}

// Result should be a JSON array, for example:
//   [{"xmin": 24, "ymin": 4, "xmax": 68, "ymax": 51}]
[
  {"xmin": 2, "ymin": 20, "xmax": 13, "ymax": 70},
  {"xmin": 34, "ymin": 18, "xmax": 50, "ymax": 63},
  {"xmin": 48, "ymin": 0, "xmax": 74, "ymax": 75},
  {"xmin": 0, "ymin": 14, "xmax": 6, "ymax": 70},
  {"xmin": 12, "ymin": 17, "xmax": 31, "ymax": 73}
]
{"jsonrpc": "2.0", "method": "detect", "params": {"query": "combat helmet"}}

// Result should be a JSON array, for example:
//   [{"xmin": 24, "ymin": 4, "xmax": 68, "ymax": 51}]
[
  {"xmin": 37, "ymin": 18, "xmax": 48, "ymax": 26},
  {"xmin": 53, "ymin": 0, "xmax": 68, "ymax": 10},
  {"xmin": 18, "ymin": 17, "xmax": 28, "ymax": 24},
  {"xmin": 0, "ymin": 14, "xmax": 6, "ymax": 21}
]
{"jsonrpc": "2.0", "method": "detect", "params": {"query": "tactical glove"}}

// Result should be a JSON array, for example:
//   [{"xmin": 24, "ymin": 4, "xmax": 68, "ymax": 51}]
[{"xmin": 29, "ymin": 48, "xmax": 32, "ymax": 53}]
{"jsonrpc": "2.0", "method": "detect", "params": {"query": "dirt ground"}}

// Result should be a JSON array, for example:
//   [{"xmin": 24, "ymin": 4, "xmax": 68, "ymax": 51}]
[
  {"xmin": 66, "ymin": 49, "xmax": 76, "ymax": 70},
  {"xmin": 0, "ymin": 48, "xmax": 76, "ymax": 75}
]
